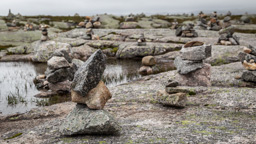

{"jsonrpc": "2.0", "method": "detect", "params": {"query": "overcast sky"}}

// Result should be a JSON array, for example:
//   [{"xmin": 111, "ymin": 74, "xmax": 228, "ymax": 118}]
[{"xmin": 1, "ymin": 0, "xmax": 256, "ymax": 16}]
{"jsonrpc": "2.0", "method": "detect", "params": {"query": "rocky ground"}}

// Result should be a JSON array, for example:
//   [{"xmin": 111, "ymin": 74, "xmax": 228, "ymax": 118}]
[
  {"xmin": 0, "ymin": 62, "xmax": 256, "ymax": 144},
  {"xmin": 1, "ymin": 14, "xmax": 256, "ymax": 143}
]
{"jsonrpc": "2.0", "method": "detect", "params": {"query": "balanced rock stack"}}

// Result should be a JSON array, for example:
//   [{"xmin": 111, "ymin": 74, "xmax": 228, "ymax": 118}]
[
  {"xmin": 176, "ymin": 23, "xmax": 198, "ymax": 37},
  {"xmin": 217, "ymin": 19, "xmax": 239, "ymax": 45},
  {"xmin": 239, "ymin": 45, "xmax": 256, "ymax": 83},
  {"xmin": 59, "ymin": 50, "xmax": 120, "ymax": 136},
  {"xmin": 40, "ymin": 25, "xmax": 49, "ymax": 41},
  {"xmin": 139, "ymin": 56, "xmax": 156, "ymax": 75},
  {"xmin": 155, "ymin": 79, "xmax": 189, "ymax": 108},
  {"xmin": 171, "ymin": 19, "xmax": 178, "ymax": 29},
  {"xmin": 34, "ymin": 47, "xmax": 77, "ymax": 95},
  {"xmin": 174, "ymin": 41, "xmax": 212, "ymax": 86},
  {"xmin": 78, "ymin": 16, "xmax": 101, "ymax": 29},
  {"xmin": 83, "ymin": 28, "xmax": 99, "ymax": 40},
  {"xmin": 196, "ymin": 11, "xmax": 208, "ymax": 30},
  {"xmin": 208, "ymin": 11, "xmax": 222, "ymax": 31},
  {"xmin": 120, "ymin": 14, "xmax": 138, "ymax": 29},
  {"xmin": 137, "ymin": 33, "xmax": 146, "ymax": 46}
]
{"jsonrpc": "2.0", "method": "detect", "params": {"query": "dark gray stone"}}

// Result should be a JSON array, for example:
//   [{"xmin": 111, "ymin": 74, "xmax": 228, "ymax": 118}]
[
  {"xmin": 174, "ymin": 56, "xmax": 204, "ymax": 74},
  {"xmin": 50, "ymin": 47, "xmax": 72, "ymax": 63},
  {"xmin": 166, "ymin": 81, "xmax": 179, "ymax": 87},
  {"xmin": 175, "ymin": 26, "xmax": 182, "ymax": 36},
  {"xmin": 72, "ymin": 59, "xmax": 84, "ymax": 69},
  {"xmin": 46, "ymin": 68, "xmax": 74, "ymax": 84},
  {"xmin": 238, "ymin": 52, "xmax": 247, "ymax": 63},
  {"xmin": 180, "ymin": 44, "xmax": 212, "ymax": 61},
  {"xmin": 245, "ymin": 53, "xmax": 256, "ymax": 62},
  {"xmin": 72, "ymin": 50, "xmax": 106, "ymax": 96},
  {"xmin": 248, "ymin": 45, "xmax": 256, "ymax": 56},
  {"xmin": 59, "ymin": 104, "xmax": 120, "ymax": 136},
  {"xmin": 241, "ymin": 70, "xmax": 256, "ymax": 83}
]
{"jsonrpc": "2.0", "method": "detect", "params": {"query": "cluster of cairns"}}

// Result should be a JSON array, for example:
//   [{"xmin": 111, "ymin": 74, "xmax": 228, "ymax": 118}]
[
  {"xmin": 239, "ymin": 45, "xmax": 256, "ymax": 83},
  {"xmin": 174, "ymin": 41, "xmax": 212, "ymax": 86},
  {"xmin": 176, "ymin": 23, "xmax": 198, "ymax": 37},
  {"xmin": 217, "ymin": 16, "xmax": 240, "ymax": 45},
  {"xmin": 34, "ymin": 47, "xmax": 79, "ymax": 96},
  {"xmin": 40, "ymin": 25, "xmax": 50, "ymax": 41},
  {"xmin": 59, "ymin": 50, "xmax": 120, "ymax": 136},
  {"xmin": 24, "ymin": 23, "xmax": 35, "ymax": 31},
  {"xmin": 78, "ymin": 16, "xmax": 101, "ymax": 29},
  {"xmin": 139, "ymin": 56, "xmax": 156, "ymax": 75}
]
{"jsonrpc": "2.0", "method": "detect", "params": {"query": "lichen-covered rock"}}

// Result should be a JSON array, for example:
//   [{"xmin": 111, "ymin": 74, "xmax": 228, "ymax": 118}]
[
  {"xmin": 165, "ymin": 87, "xmax": 194, "ymax": 94},
  {"xmin": 241, "ymin": 70, "xmax": 256, "ymax": 83},
  {"xmin": 59, "ymin": 104, "xmax": 120, "ymax": 135},
  {"xmin": 72, "ymin": 50, "xmax": 106, "ymax": 96},
  {"xmin": 50, "ymin": 47, "xmax": 72, "ymax": 63},
  {"xmin": 177, "ymin": 63, "xmax": 211, "ymax": 87},
  {"xmin": 72, "ymin": 59, "xmax": 84, "ymax": 68},
  {"xmin": 142, "ymin": 56, "xmax": 156, "ymax": 66},
  {"xmin": 120, "ymin": 22, "xmax": 139, "ymax": 29},
  {"xmin": 71, "ymin": 81, "xmax": 111, "ymax": 110},
  {"xmin": 46, "ymin": 67, "xmax": 75, "ymax": 84},
  {"xmin": 47, "ymin": 56, "xmax": 70, "ymax": 71},
  {"xmin": 174, "ymin": 56, "xmax": 204, "ymax": 74},
  {"xmin": 180, "ymin": 44, "xmax": 212, "ymax": 61},
  {"xmin": 32, "ymin": 41, "xmax": 71, "ymax": 62},
  {"xmin": 156, "ymin": 90, "xmax": 187, "ymax": 108}
]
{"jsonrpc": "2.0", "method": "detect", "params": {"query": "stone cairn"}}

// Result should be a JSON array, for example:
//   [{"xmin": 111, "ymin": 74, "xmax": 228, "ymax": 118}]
[
  {"xmin": 217, "ymin": 16, "xmax": 240, "ymax": 46},
  {"xmin": 176, "ymin": 23, "xmax": 198, "ymax": 37},
  {"xmin": 174, "ymin": 41, "xmax": 212, "ymax": 87},
  {"xmin": 83, "ymin": 28, "xmax": 99, "ymax": 40},
  {"xmin": 208, "ymin": 11, "xmax": 222, "ymax": 31},
  {"xmin": 139, "ymin": 56, "xmax": 156, "ymax": 75},
  {"xmin": 239, "ymin": 45, "xmax": 256, "ymax": 83},
  {"xmin": 59, "ymin": 50, "xmax": 120, "ymax": 136},
  {"xmin": 40, "ymin": 25, "xmax": 49, "ymax": 41},
  {"xmin": 34, "ymin": 47, "xmax": 79, "ymax": 96},
  {"xmin": 196, "ymin": 11, "xmax": 208, "ymax": 30},
  {"xmin": 170, "ymin": 19, "xmax": 179, "ymax": 29},
  {"xmin": 137, "ymin": 33, "xmax": 146, "ymax": 46},
  {"xmin": 78, "ymin": 16, "xmax": 101, "ymax": 29}
]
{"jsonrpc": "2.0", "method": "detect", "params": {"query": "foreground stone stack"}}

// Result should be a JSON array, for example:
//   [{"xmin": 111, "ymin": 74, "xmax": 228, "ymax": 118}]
[
  {"xmin": 217, "ymin": 21, "xmax": 239, "ymax": 45},
  {"xmin": 59, "ymin": 50, "xmax": 120, "ymax": 136},
  {"xmin": 139, "ymin": 56, "xmax": 156, "ymax": 75},
  {"xmin": 176, "ymin": 23, "xmax": 198, "ymax": 37},
  {"xmin": 174, "ymin": 41, "xmax": 212, "ymax": 86},
  {"xmin": 40, "ymin": 25, "xmax": 49, "ymax": 41},
  {"xmin": 34, "ymin": 47, "xmax": 77, "ymax": 94},
  {"xmin": 239, "ymin": 45, "xmax": 256, "ymax": 83}
]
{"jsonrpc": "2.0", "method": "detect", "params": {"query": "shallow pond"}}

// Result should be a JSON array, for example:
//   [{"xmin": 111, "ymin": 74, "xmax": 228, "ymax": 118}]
[{"xmin": 0, "ymin": 59, "xmax": 141, "ymax": 115}]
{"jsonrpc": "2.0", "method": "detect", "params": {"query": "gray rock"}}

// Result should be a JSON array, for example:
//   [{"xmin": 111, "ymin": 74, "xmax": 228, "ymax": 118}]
[
  {"xmin": 174, "ymin": 56, "xmax": 204, "ymax": 74},
  {"xmin": 120, "ymin": 22, "xmax": 139, "ymax": 29},
  {"xmin": 72, "ymin": 59, "xmax": 84, "ymax": 69},
  {"xmin": 47, "ymin": 56, "xmax": 70, "ymax": 71},
  {"xmin": 180, "ymin": 44, "xmax": 212, "ymax": 61},
  {"xmin": 229, "ymin": 38, "xmax": 238, "ymax": 45},
  {"xmin": 238, "ymin": 52, "xmax": 247, "ymax": 63},
  {"xmin": 166, "ymin": 80, "xmax": 179, "ymax": 87},
  {"xmin": 51, "ymin": 47, "xmax": 72, "ymax": 63},
  {"xmin": 156, "ymin": 90, "xmax": 187, "ymax": 108},
  {"xmin": 248, "ymin": 45, "xmax": 256, "ymax": 56},
  {"xmin": 240, "ymin": 15, "xmax": 251, "ymax": 23},
  {"xmin": 59, "ymin": 104, "xmax": 120, "ymax": 135},
  {"xmin": 72, "ymin": 50, "xmax": 106, "ymax": 96},
  {"xmin": 241, "ymin": 70, "xmax": 256, "ymax": 83},
  {"xmin": 46, "ymin": 68, "xmax": 74, "ymax": 84},
  {"xmin": 245, "ymin": 53, "xmax": 256, "ymax": 62},
  {"xmin": 165, "ymin": 87, "xmax": 195, "ymax": 94}
]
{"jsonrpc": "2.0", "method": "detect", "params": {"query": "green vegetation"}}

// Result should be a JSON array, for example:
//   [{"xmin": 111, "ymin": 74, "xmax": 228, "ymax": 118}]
[{"xmin": 4, "ymin": 133, "xmax": 22, "ymax": 140}]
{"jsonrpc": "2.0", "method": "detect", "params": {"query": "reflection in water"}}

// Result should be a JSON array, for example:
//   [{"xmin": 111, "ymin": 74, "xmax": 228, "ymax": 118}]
[{"xmin": 0, "ymin": 59, "xmax": 141, "ymax": 115}]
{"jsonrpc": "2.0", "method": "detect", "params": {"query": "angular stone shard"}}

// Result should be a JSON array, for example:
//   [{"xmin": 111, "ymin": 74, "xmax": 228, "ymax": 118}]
[
  {"xmin": 59, "ymin": 104, "xmax": 121, "ymax": 136},
  {"xmin": 72, "ymin": 50, "xmax": 106, "ymax": 96},
  {"xmin": 180, "ymin": 44, "xmax": 212, "ymax": 61}
]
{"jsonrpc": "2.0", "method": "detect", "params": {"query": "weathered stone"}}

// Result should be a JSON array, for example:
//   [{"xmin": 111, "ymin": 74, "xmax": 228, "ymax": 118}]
[
  {"xmin": 71, "ymin": 81, "xmax": 111, "ymax": 110},
  {"xmin": 181, "ymin": 44, "xmax": 212, "ymax": 61},
  {"xmin": 245, "ymin": 54, "xmax": 256, "ymax": 63},
  {"xmin": 184, "ymin": 41, "xmax": 204, "ymax": 48},
  {"xmin": 241, "ymin": 70, "xmax": 256, "ymax": 83},
  {"xmin": 142, "ymin": 56, "xmax": 156, "ymax": 66},
  {"xmin": 47, "ymin": 56, "xmax": 70, "ymax": 71},
  {"xmin": 178, "ymin": 63, "xmax": 211, "ymax": 87},
  {"xmin": 72, "ymin": 50, "xmax": 106, "ymax": 96},
  {"xmin": 72, "ymin": 59, "xmax": 84, "ymax": 69},
  {"xmin": 165, "ymin": 87, "xmax": 194, "ymax": 94},
  {"xmin": 93, "ymin": 21, "xmax": 101, "ymax": 28},
  {"xmin": 166, "ymin": 81, "xmax": 179, "ymax": 87},
  {"xmin": 174, "ymin": 56, "xmax": 204, "ymax": 74},
  {"xmin": 229, "ymin": 38, "xmax": 238, "ymax": 45},
  {"xmin": 238, "ymin": 52, "xmax": 247, "ymax": 63},
  {"xmin": 120, "ymin": 22, "xmax": 139, "ymax": 29},
  {"xmin": 59, "ymin": 104, "xmax": 120, "ymax": 136},
  {"xmin": 85, "ymin": 22, "xmax": 93, "ymax": 29},
  {"xmin": 247, "ymin": 45, "xmax": 256, "ymax": 56},
  {"xmin": 48, "ymin": 80, "xmax": 72, "ymax": 94},
  {"xmin": 244, "ymin": 47, "xmax": 252, "ymax": 54},
  {"xmin": 51, "ymin": 47, "xmax": 72, "ymax": 63},
  {"xmin": 139, "ymin": 66, "xmax": 153, "ymax": 75},
  {"xmin": 46, "ymin": 68, "xmax": 74, "ymax": 84},
  {"xmin": 71, "ymin": 45, "xmax": 96, "ymax": 61},
  {"xmin": 156, "ymin": 90, "xmax": 187, "ymax": 108},
  {"xmin": 240, "ymin": 15, "xmax": 251, "ymax": 23},
  {"xmin": 34, "ymin": 91, "xmax": 57, "ymax": 98},
  {"xmin": 243, "ymin": 60, "xmax": 256, "ymax": 71}
]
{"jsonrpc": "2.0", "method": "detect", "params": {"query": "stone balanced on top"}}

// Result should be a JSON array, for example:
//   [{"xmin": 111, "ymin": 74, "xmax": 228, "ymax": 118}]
[
  {"xmin": 174, "ymin": 41, "xmax": 212, "ymax": 87},
  {"xmin": 40, "ymin": 25, "xmax": 49, "ymax": 41},
  {"xmin": 196, "ymin": 11, "xmax": 208, "ymax": 30},
  {"xmin": 176, "ymin": 23, "xmax": 198, "ymax": 37},
  {"xmin": 59, "ymin": 50, "xmax": 120, "ymax": 136},
  {"xmin": 239, "ymin": 45, "xmax": 256, "ymax": 83}
]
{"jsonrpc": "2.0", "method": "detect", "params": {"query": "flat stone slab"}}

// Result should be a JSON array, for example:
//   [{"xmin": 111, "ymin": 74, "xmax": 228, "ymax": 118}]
[{"xmin": 174, "ymin": 56, "xmax": 204, "ymax": 74}]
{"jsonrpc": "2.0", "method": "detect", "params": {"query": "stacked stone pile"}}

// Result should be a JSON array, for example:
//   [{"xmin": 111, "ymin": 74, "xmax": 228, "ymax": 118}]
[
  {"xmin": 208, "ymin": 11, "xmax": 222, "ymax": 31},
  {"xmin": 196, "ymin": 11, "xmax": 208, "ymax": 30},
  {"xmin": 174, "ymin": 41, "xmax": 212, "ymax": 86},
  {"xmin": 239, "ymin": 45, "xmax": 256, "ymax": 83},
  {"xmin": 137, "ymin": 33, "xmax": 146, "ymax": 46},
  {"xmin": 59, "ymin": 50, "xmax": 120, "ymax": 136},
  {"xmin": 170, "ymin": 19, "xmax": 179, "ymax": 29},
  {"xmin": 78, "ymin": 16, "xmax": 101, "ymax": 29},
  {"xmin": 40, "ymin": 25, "xmax": 49, "ymax": 41},
  {"xmin": 217, "ymin": 18, "xmax": 239, "ymax": 45},
  {"xmin": 34, "ymin": 48, "xmax": 78, "ymax": 95},
  {"xmin": 139, "ymin": 56, "xmax": 156, "ymax": 75},
  {"xmin": 176, "ymin": 23, "xmax": 198, "ymax": 37}
]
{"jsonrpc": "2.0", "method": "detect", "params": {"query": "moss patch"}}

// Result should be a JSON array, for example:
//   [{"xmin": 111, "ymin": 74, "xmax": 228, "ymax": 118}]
[{"xmin": 4, "ymin": 133, "xmax": 22, "ymax": 140}]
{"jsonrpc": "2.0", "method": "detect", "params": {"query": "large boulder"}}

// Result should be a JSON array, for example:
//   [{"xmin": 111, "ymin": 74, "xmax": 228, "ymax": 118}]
[
  {"xmin": 59, "ymin": 104, "xmax": 120, "ymax": 135},
  {"xmin": 32, "ymin": 41, "xmax": 71, "ymax": 62},
  {"xmin": 71, "ymin": 81, "xmax": 111, "ymax": 110},
  {"xmin": 174, "ymin": 56, "xmax": 204, "ymax": 74},
  {"xmin": 72, "ymin": 50, "xmax": 106, "ymax": 96}
]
